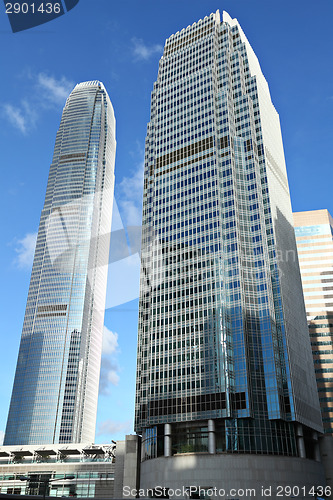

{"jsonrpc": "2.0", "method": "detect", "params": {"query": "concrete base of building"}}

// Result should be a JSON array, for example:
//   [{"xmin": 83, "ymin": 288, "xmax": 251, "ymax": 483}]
[
  {"xmin": 139, "ymin": 454, "xmax": 327, "ymax": 499},
  {"xmin": 319, "ymin": 435, "xmax": 333, "ymax": 489},
  {"xmin": 114, "ymin": 435, "xmax": 141, "ymax": 498}
]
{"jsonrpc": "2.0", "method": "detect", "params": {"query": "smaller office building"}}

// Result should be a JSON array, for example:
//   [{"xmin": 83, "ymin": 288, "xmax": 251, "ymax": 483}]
[
  {"xmin": 0, "ymin": 436, "xmax": 140, "ymax": 498},
  {"xmin": 294, "ymin": 209, "xmax": 333, "ymax": 487}
]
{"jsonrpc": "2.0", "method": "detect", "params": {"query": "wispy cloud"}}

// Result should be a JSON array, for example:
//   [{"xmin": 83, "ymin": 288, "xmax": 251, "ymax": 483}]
[
  {"xmin": 132, "ymin": 37, "xmax": 163, "ymax": 61},
  {"xmin": 0, "ymin": 430, "xmax": 4, "ymax": 445},
  {"xmin": 2, "ymin": 72, "xmax": 74, "ymax": 134},
  {"xmin": 100, "ymin": 357, "xmax": 120, "ymax": 389},
  {"xmin": 102, "ymin": 327, "xmax": 118, "ymax": 355},
  {"xmin": 37, "ymin": 73, "xmax": 74, "ymax": 106},
  {"xmin": 3, "ymin": 104, "xmax": 27, "ymax": 134},
  {"xmin": 14, "ymin": 232, "xmax": 37, "ymax": 269},
  {"xmin": 2, "ymin": 99, "xmax": 37, "ymax": 135},
  {"xmin": 117, "ymin": 142, "xmax": 144, "ymax": 227},
  {"xmin": 99, "ymin": 326, "xmax": 120, "ymax": 395},
  {"xmin": 105, "ymin": 253, "xmax": 141, "ymax": 309},
  {"xmin": 97, "ymin": 419, "xmax": 132, "ymax": 437}
]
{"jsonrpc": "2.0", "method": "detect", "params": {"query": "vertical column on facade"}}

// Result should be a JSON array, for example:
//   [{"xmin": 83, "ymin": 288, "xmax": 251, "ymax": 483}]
[
  {"xmin": 312, "ymin": 431, "xmax": 321, "ymax": 462},
  {"xmin": 296, "ymin": 424, "xmax": 306, "ymax": 459},
  {"xmin": 164, "ymin": 423, "xmax": 172, "ymax": 457},
  {"xmin": 208, "ymin": 419, "xmax": 216, "ymax": 454}
]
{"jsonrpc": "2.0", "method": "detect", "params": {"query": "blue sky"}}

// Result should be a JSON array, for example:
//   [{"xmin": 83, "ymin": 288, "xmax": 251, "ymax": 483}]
[{"xmin": 0, "ymin": 0, "xmax": 332, "ymax": 445}]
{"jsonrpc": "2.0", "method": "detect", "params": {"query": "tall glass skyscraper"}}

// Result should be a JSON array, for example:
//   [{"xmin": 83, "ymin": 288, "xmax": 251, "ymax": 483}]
[
  {"xmin": 135, "ymin": 11, "xmax": 326, "ymax": 492},
  {"xmin": 4, "ymin": 81, "xmax": 116, "ymax": 445}
]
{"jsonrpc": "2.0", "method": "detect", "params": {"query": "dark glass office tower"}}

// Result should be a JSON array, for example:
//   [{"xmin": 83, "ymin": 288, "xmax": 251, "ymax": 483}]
[
  {"xmin": 5, "ymin": 81, "xmax": 116, "ymax": 445},
  {"xmin": 135, "ymin": 11, "xmax": 326, "ymax": 493}
]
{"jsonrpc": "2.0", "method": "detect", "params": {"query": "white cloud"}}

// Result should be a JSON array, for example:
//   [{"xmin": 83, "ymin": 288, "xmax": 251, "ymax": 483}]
[
  {"xmin": 0, "ymin": 430, "xmax": 4, "ymax": 445},
  {"xmin": 99, "ymin": 357, "xmax": 120, "ymax": 392},
  {"xmin": 3, "ymin": 100, "xmax": 38, "ymax": 134},
  {"xmin": 118, "ymin": 199, "xmax": 142, "ymax": 227},
  {"xmin": 105, "ymin": 253, "xmax": 141, "ymax": 309},
  {"xmin": 99, "ymin": 326, "xmax": 120, "ymax": 395},
  {"xmin": 3, "ymin": 104, "xmax": 28, "ymax": 134},
  {"xmin": 14, "ymin": 232, "xmax": 37, "ymax": 269},
  {"xmin": 22, "ymin": 99, "xmax": 38, "ymax": 125},
  {"xmin": 118, "ymin": 165, "xmax": 144, "ymax": 201},
  {"xmin": 2, "ymin": 72, "xmax": 73, "ymax": 133},
  {"xmin": 132, "ymin": 37, "xmax": 163, "ymax": 61},
  {"xmin": 106, "ymin": 144, "xmax": 144, "ymax": 308},
  {"xmin": 117, "ymin": 151, "xmax": 144, "ymax": 227},
  {"xmin": 37, "ymin": 73, "xmax": 74, "ymax": 105},
  {"xmin": 102, "ymin": 326, "xmax": 118, "ymax": 355},
  {"xmin": 97, "ymin": 419, "xmax": 132, "ymax": 436}
]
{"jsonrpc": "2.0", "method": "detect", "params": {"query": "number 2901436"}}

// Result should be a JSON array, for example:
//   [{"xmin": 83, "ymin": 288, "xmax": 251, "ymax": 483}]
[{"xmin": 5, "ymin": 3, "xmax": 61, "ymax": 14}]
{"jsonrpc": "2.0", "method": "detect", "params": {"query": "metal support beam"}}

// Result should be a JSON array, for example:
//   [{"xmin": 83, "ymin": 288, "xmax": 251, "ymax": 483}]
[
  {"xmin": 208, "ymin": 419, "xmax": 216, "ymax": 454},
  {"xmin": 164, "ymin": 424, "xmax": 172, "ymax": 457}
]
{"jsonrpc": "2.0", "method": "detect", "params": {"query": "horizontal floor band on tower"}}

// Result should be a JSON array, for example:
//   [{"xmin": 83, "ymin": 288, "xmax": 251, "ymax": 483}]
[
  {"xmin": 140, "ymin": 391, "xmax": 247, "ymax": 418},
  {"xmin": 156, "ymin": 137, "xmax": 214, "ymax": 170},
  {"xmin": 155, "ymin": 151, "xmax": 214, "ymax": 178}
]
